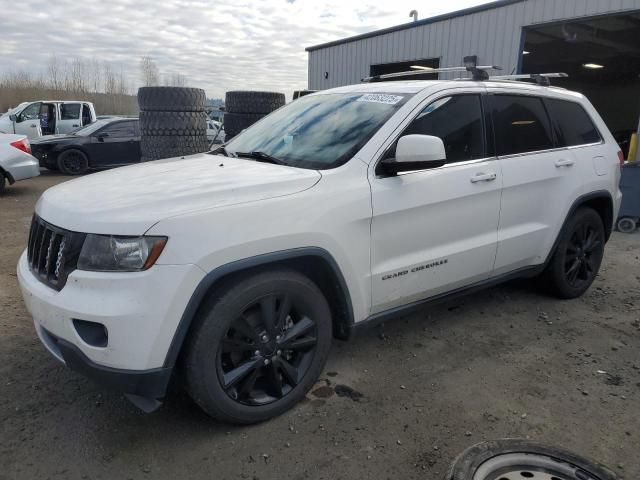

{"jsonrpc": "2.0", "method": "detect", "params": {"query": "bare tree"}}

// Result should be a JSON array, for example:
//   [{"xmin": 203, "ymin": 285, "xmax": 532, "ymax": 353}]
[
  {"xmin": 139, "ymin": 56, "xmax": 160, "ymax": 87},
  {"xmin": 47, "ymin": 55, "xmax": 61, "ymax": 91},
  {"xmin": 163, "ymin": 72, "xmax": 187, "ymax": 87}
]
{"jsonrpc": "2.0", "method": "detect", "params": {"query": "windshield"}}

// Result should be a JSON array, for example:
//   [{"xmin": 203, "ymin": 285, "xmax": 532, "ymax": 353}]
[
  {"xmin": 70, "ymin": 119, "xmax": 110, "ymax": 136},
  {"xmin": 225, "ymin": 92, "xmax": 412, "ymax": 169}
]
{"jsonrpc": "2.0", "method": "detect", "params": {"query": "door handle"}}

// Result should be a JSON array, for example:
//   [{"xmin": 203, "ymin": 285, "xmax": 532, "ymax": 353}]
[
  {"xmin": 72, "ymin": 124, "xmax": 79, "ymax": 127},
  {"xmin": 470, "ymin": 172, "xmax": 497, "ymax": 183},
  {"xmin": 30, "ymin": 124, "xmax": 37, "ymax": 128},
  {"xmin": 555, "ymin": 159, "xmax": 574, "ymax": 168}
]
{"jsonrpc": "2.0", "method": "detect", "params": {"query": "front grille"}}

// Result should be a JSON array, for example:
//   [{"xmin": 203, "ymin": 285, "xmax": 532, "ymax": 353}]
[{"xmin": 27, "ymin": 215, "xmax": 86, "ymax": 291}]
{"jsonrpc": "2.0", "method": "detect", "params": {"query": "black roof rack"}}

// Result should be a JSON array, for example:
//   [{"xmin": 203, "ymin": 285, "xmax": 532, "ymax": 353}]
[{"xmin": 487, "ymin": 73, "xmax": 568, "ymax": 86}]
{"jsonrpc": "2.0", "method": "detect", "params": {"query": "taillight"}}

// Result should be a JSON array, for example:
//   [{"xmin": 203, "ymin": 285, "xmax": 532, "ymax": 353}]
[
  {"xmin": 617, "ymin": 150, "xmax": 625, "ymax": 166},
  {"xmin": 10, "ymin": 138, "xmax": 31, "ymax": 155}
]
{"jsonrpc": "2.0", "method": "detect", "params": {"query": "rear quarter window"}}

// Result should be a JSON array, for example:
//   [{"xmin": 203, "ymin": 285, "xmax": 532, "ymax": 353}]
[{"xmin": 544, "ymin": 98, "xmax": 601, "ymax": 147}]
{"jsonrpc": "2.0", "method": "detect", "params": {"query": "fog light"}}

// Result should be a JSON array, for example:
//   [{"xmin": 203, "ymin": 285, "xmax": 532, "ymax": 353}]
[{"xmin": 73, "ymin": 319, "xmax": 108, "ymax": 348}]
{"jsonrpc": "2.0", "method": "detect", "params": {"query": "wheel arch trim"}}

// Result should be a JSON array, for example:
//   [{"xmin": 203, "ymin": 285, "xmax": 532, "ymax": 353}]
[{"xmin": 162, "ymin": 246, "xmax": 354, "ymax": 368}]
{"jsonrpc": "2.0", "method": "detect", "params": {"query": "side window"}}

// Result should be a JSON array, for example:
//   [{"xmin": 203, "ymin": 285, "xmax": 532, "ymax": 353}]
[
  {"xmin": 489, "ymin": 95, "xmax": 553, "ymax": 156},
  {"xmin": 99, "ymin": 121, "xmax": 135, "ymax": 137},
  {"xmin": 18, "ymin": 103, "xmax": 41, "ymax": 122},
  {"xmin": 61, "ymin": 104, "xmax": 81, "ymax": 120},
  {"xmin": 545, "ymin": 98, "xmax": 601, "ymax": 147},
  {"xmin": 398, "ymin": 95, "xmax": 485, "ymax": 163}
]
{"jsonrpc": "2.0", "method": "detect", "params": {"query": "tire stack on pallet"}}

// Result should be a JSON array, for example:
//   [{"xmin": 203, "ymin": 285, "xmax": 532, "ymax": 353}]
[
  {"xmin": 138, "ymin": 86, "xmax": 209, "ymax": 161},
  {"xmin": 223, "ymin": 91, "xmax": 286, "ymax": 141}
]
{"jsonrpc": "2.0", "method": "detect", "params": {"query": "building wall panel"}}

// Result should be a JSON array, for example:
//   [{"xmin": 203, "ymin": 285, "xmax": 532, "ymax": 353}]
[{"xmin": 308, "ymin": 0, "xmax": 640, "ymax": 89}]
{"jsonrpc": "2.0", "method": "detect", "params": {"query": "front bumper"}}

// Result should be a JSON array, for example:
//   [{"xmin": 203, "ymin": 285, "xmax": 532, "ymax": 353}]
[{"xmin": 17, "ymin": 251, "xmax": 205, "ymax": 397}]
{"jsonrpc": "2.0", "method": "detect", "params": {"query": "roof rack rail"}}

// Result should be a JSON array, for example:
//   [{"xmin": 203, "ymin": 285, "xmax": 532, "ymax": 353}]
[
  {"xmin": 361, "ymin": 65, "xmax": 502, "ymax": 83},
  {"xmin": 488, "ymin": 73, "xmax": 568, "ymax": 86},
  {"xmin": 362, "ymin": 56, "xmax": 501, "ymax": 82}
]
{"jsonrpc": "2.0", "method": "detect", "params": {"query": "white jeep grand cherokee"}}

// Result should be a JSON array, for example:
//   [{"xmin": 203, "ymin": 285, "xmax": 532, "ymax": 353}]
[{"xmin": 18, "ymin": 79, "xmax": 622, "ymax": 423}]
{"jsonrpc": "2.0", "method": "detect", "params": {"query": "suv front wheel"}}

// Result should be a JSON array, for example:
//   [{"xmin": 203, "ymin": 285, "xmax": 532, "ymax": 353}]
[
  {"xmin": 184, "ymin": 268, "xmax": 332, "ymax": 424},
  {"xmin": 544, "ymin": 207, "xmax": 605, "ymax": 299}
]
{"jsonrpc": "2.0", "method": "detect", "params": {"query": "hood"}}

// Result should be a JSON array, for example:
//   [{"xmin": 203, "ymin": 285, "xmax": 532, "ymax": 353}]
[
  {"xmin": 31, "ymin": 134, "xmax": 77, "ymax": 144},
  {"xmin": 36, "ymin": 153, "xmax": 321, "ymax": 234}
]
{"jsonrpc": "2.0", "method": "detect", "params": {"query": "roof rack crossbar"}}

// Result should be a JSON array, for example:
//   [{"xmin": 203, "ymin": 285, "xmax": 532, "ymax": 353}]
[
  {"xmin": 361, "ymin": 65, "xmax": 502, "ymax": 83},
  {"xmin": 488, "ymin": 73, "xmax": 568, "ymax": 86}
]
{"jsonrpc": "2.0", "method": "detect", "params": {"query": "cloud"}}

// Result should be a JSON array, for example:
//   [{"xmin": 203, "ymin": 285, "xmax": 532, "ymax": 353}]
[{"xmin": 0, "ymin": 0, "xmax": 493, "ymax": 99}]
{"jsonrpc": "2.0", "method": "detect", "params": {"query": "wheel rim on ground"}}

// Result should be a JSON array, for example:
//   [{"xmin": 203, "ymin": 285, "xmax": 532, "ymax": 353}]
[
  {"xmin": 61, "ymin": 152, "xmax": 85, "ymax": 174},
  {"xmin": 217, "ymin": 293, "xmax": 318, "ymax": 406},
  {"xmin": 563, "ymin": 222, "xmax": 603, "ymax": 288},
  {"xmin": 473, "ymin": 452, "xmax": 603, "ymax": 480},
  {"xmin": 617, "ymin": 217, "xmax": 636, "ymax": 233}
]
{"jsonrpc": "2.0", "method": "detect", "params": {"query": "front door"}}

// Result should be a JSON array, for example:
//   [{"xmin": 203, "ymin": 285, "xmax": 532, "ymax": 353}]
[
  {"xmin": 87, "ymin": 120, "xmax": 138, "ymax": 167},
  {"xmin": 57, "ymin": 102, "xmax": 82, "ymax": 133},
  {"xmin": 369, "ymin": 92, "xmax": 502, "ymax": 314},
  {"xmin": 14, "ymin": 102, "xmax": 42, "ymax": 138}
]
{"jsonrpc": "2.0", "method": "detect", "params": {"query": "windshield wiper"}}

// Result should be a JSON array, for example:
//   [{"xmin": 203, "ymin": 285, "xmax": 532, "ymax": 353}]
[
  {"xmin": 234, "ymin": 151, "xmax": 287, "ymax": 165},
  {"xmin": 210, "ymin": 145, "xmax": 235, "ymax": 158}
]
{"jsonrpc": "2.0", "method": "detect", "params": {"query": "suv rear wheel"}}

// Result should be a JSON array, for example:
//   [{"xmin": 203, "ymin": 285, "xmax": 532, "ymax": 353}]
[
  {"xmin": 184, "ymin": 269, "xmax": 332, "ymax": 424},
  {"xmin": 543, "ymin": 207, "xmax": 605, "ymax": 299}
]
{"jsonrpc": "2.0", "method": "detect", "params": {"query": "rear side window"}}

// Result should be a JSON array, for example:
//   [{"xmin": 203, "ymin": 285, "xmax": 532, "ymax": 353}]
[
  {"xmin": 100, "ymin": 121, "xmax": 135, "ymax": 137},
  {"xmin": 489, "ymin": 95, "xmax": 553, "ymax": 156},
  {"xmin": 545, "ymin": 98, "xmax": 601, "ymax": 147},
  {"xmin": 61, "ymin": 104, "xmax": 81, "ymax": 120},
  {"xmin": 400, "ymin": 94, "xmax": 485, "ymax": 163}
]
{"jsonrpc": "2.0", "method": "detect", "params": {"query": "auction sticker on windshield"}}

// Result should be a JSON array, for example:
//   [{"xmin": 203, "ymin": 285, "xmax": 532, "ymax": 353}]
[{"xmin": 357, "ymin": 94, "xmax": 404, "ymax": 105}]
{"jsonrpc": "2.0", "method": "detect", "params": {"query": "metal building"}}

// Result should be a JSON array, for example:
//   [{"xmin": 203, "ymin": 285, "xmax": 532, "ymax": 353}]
[{"xmin": 306, "ymin": 0, "xmax": 640, "ymax": 155}]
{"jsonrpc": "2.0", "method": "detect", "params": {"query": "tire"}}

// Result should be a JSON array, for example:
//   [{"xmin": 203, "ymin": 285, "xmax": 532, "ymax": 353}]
[
  {"xmin": 139, "ymin": 111, "xmax": 207, "ymax": 136},
  {"xmin": 137, "ymin": 87, "xmax": 206, "ymax": 112},
  {"xmin": 543, "ymin": 207, "xmax": 605, "ymax": 299},
  {"xmin": 225, "ymin": 91, "xmax": 285, "ymax": 114},
  {"xmin": 0, "ymin": 174, "xmax": 5, "ymax": 194},
  {"xmin": 140, "ymin": 135, "xmax": 209, "ymax": 160},
  {"xmin": 616, "ymin": 216, "xmax": 637, "ymax": 233},
  {"xmin": 57, "ymin": 149, "xmax": 89, "ymax": 175},
  {"xmin": 444, "ymin": 439, "xmax": 616, "ymax": 480},
  {"xmin": 184, "ymin": 268, "xmax": 332, "ymax": 424},
  {"xmin": 223, "ymin": 112, "xmax": 265, "ymax": 137}
]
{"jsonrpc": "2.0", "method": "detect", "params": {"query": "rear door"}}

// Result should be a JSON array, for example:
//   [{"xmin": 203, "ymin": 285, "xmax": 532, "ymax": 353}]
[
  {"xmin": 486, "ymin": 91, "xmax": 584, "ymax": 275},
  {"xmin": 86, "ymin": 120, "xmax": 139, "ymax": 166},
  {"xmin": 14, "ymin": 102, "xmax": 42, "ymax": 138},
  {"xmin": 369, "ymin": 90, "xmax": 503, "ymax": 313},
  {"xmin": 57, "ymin": 102, "xmax": 82, "ymax": 133}
]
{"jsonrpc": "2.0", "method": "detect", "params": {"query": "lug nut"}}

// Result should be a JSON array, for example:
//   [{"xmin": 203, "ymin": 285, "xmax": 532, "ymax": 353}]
[
  {"xmin": 254, "ymin": 350, "xmax": 261, "ymax": 356},
  {"xmin": 277, "ymin": 350, "xmax": 282, "ymax": 356},
  {"xmin": 276, "ymin": 335, "xmax": 281, "ymax": 341},
  {"xmin": 261, "ymin": 335, "xmax": 269, "ymax": 342},
  {"xmin": 264, "ymin": 358, "xmax": 270, "ymax": 365}
]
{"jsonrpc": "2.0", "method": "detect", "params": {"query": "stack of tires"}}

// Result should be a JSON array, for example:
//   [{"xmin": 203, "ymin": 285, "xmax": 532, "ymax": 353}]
[
  {"xmin": 138, "ymin": 86, "xmax": 209, "ymax": 161},
  {"xmin": 223, "ymin": 91, "xmax": 285, "ymax": 140}
]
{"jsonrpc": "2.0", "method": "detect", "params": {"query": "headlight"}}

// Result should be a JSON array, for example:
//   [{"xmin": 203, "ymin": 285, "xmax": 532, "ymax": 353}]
[{"xmin": 77, "ymin": 235, "xmax": 167, "ymax": 272}]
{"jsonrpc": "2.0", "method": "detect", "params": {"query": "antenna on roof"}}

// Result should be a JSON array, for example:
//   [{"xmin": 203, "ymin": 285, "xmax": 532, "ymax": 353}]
[{"xmin": 409, "ymin": 10, "xmax": 418, "ymax": 22}]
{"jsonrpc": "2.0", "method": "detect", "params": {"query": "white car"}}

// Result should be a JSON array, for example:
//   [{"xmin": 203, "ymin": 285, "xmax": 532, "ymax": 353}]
[
  {"xmin": 0, "ymin": 100, "xmax": 97, "ymax": 139},
  {"xmin": 0, "ymin": 134, "xmax": 40, "ymax": 193},
  {"xmin": 17, "ymin": 77, "xmax": 622, "ymax": 423},
  {"xmin": 207, "ymin": 119, "xmax": 225, "ymax": 144}
]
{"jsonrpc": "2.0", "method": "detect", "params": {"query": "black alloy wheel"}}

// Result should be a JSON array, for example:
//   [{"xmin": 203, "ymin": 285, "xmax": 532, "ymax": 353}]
[
  {"xmin": 57, "ymin": 149, "xmax": 89, "ymax": 175},
  {"xmin": 563, "ymin": 222, "xmax": 603, "ymax": 289},
  {"xmin": 543, "ymin": 207, "xmax": 605, "ymax": 299},
  {"xmin": 219, "ymin": 293, "xmax": 318, "ymax": 406},
  {"xmin": 184, "ymin": 269, "xmax": 332, "ymax": 424}
]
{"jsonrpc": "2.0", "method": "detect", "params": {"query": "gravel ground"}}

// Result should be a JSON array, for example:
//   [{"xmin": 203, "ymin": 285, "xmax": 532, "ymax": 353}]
[{"xmin": 1, "ymin": 171, "xmax": 639, "ymax": 480}]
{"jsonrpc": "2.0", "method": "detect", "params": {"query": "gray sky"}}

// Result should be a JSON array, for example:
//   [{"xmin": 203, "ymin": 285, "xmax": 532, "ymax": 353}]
[{"xmin": 1, "ymin": 0, "xmax": 494, "ymax": 98}]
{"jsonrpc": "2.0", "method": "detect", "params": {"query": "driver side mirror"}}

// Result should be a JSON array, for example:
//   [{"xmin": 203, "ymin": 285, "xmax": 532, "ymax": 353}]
[
  {"xmin": 9, "ymin": 114, "xmax": 17, "ymax": 122},
  {"xmin": 96, "ymin": 132, "xmax": 109, "ymax": 141},
  {"xmin": 380, "ymin": 134, "xmax": 446, "ymax": 175}
]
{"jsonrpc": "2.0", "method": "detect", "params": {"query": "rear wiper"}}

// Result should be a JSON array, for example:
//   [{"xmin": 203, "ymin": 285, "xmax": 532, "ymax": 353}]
[{"xmin": 235, "ymin": 151, "xmax": 287, "ymax": 165}]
